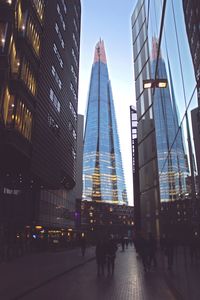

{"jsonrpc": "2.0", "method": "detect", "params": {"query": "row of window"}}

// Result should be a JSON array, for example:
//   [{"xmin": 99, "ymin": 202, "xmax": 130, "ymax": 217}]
[
  {"xmin": 71, "ymin": 64, "xmax": 77, "ymax": 84},
  {"xmin": 69, "ymin": 102, "xmax": 77, "ymax": 121},
  {"xmin": 1, "ymin": 87, "xmax": 32, "ymax": 141},
  {"xmin": 55, "ymin": 23, "xmax": 64, "ymax": 49},
  {"xmin": 51, "ymin": 65, "xmax": 62, "ymax": 90},
  {"xmin": 47, "ymin": 113, "xmax": 60, "ymax": 137},
  {"xmin": 53, "ymin": 43, "xmax": 63, "ymax": 68},
  {"xmin": 21, "ymin": 58, "xmax": 37, "ymax": 96},
  {"xmin": 72, "ymin": 48, "xmax": 78, "ymax": 67},
  {"xmin": 70, "ymin": 82, "xmax": 77, "ymax": 102},
  {"xmin": 32, "ymin": 0, "xmax": 45, "ymax": 23},
  {"xmin": 68, "ymin": 121, "xmax": 76, "ymax": 140},
  {"xmin": 61, "ymin": 0, "xmax": 67, "ymax": 14},
  {"xmin": 49, "ymin": 88, "xmax": 61, "ymax": 113},
  {"xmin": 26, "ymin": 16, "xmax": 40, "ymax": 56},
  {"xmin": 57, "ymin": 3, "xmax": 66, "ymax": 31},
  {"xmin": 72, "ymin": 33, "xmax": 79, "ymax": 54}
]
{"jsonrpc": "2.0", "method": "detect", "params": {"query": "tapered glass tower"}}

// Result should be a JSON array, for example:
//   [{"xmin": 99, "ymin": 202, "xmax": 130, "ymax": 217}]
[{"xmin": 83, "ymin": 40, "xmax": 127, "ymax": 205}]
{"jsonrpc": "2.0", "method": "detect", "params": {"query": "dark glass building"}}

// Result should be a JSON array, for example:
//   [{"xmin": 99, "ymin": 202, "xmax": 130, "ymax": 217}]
[
  {"xmin": 131, "ymin": 0, "xmax": 198, "ymax": 238},
  {"xmin": 0, "ymin": 0, "xmax": 81, "ymax": 245},
  {"xmin": 83, "ymin": 40, "xmax": 127, "ymax": 205}
]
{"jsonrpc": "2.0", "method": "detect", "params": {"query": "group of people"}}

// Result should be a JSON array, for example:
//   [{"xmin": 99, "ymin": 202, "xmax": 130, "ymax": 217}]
[{"xmin": 95, "ymin": 236, "xmax": 118, "ymax": 276}]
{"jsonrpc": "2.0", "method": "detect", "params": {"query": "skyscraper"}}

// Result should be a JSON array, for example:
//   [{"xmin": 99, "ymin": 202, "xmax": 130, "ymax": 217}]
[
  {"xmin": 0, "ymin": 1, "xmax": 81, "ymax": 238},
  {"xmin": 83, "ymin": 40, "xmax": 127, "ymax": 205},
  {"xmin": 151, "ymin": 38, "xmax": 188, "ymax": 202}
]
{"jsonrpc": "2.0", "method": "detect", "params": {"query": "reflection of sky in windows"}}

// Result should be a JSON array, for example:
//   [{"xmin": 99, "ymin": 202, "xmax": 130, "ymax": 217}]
[{"xmin": 83, "ymin": 56, "xmax": 127, "ymax": 204}]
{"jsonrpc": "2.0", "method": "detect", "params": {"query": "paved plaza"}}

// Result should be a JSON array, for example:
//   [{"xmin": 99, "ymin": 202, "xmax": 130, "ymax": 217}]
[{"xmin": 1, "ymin": 245, "xmax": 200, "ymax": 300}]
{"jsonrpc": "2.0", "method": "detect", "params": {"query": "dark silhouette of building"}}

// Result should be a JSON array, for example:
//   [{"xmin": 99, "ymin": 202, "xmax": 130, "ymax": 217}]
[{"xmin": 0, "ymin": 1, "xmax": 81, "ymax": 243}]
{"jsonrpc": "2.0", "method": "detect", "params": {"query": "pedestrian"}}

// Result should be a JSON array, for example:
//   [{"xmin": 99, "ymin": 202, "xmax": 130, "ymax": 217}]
[
  {"xmin": 121, "ymin": 236, "xmax": 125, "ymax": 252},
  {"xmin": 125, "ymin": 237, "xmax": 129, "ymax": 249},
  {"xmin": 147, "ymin": 232, "xmax": 157, "ymax": 269},
  {"xmin": 80, "ymin": 235, "xmax": 86, "ymax": 257},
  {"xmin": 164, "ymin": 234, "xmax": 174, "ymax": 270},
  {"xmin": 137, "ymin": 232, "xmax": 148, "ymax": 272},
  {"xmin": 106, "ymin": 237, "xmax": 118, "ymax": 275},
  {"xmin": 95, "ymin": 239, "xmax": 106, "ymax": 276}
]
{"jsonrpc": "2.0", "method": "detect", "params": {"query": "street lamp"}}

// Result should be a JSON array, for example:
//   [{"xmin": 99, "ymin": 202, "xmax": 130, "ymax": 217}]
[{"xmin": 143, "ymin": 79, "xmax": 168, "ymax": 89}]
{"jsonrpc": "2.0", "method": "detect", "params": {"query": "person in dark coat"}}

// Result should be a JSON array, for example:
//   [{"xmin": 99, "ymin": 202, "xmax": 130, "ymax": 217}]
[
  {"xmin": 95, "ymin": 239, "xmax": 106, "ymax": 276},
  {"xmin": 106, "ymin": 237, "xmax": 118, "ymax": 275},
  {"xmin": 147, "ymin": 232, "xmax": 157, "ymax": 269},
  {"xmin": 80, "ymin": 236, "xmax": 86, "ymax": 257},
  {"xmin": 164, "ymin": 234, "xmax": 174, "ymax": 270}
]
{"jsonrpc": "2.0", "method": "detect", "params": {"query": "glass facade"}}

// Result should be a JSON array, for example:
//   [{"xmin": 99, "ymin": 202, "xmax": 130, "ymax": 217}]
[
  {"xmin": 83, "ymin": 40, "xmax": 127, "ymax": 205},
  {"xmin": 132, "ymin": 0, "xmax": 199, "ymax": 236}
]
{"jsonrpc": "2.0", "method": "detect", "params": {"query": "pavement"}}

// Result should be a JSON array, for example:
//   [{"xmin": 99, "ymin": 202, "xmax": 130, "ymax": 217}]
[{"xmin": 0, "ymin": 244, "xmax": 200, "ymax": 300}]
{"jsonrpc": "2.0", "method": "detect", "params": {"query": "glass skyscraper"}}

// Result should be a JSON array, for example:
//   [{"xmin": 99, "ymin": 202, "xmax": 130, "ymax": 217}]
[
  {"xmin": 151, "ymin": 38, "xmax": 188, "ymax": 202},
  {"xmin": 83, "ymin": 40, "xmax": 127, "ymax": 205}
]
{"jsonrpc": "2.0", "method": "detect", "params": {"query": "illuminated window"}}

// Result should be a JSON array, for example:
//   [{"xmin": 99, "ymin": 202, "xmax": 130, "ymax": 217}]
[
  {"xmin": 71, "ymin": 65, "xmax": 77, "ymax": 84},
  {"xmin": 32, "ymin": 0, "xmax": 45, "ymax": 23},
  {"xmin": 15, "ymin": 99, "xmax": 33, "ymax": 141},
  {"xmin": 0, "ymin": 22, "xmax": 8, "ymax": 52},
  {"xmin": 21, "ymin": 58, "xmax": 37, "ymax": 96},
  {"xmin": 1, "ymin": 86, "xmax": 15, "ymax": 126},
  {"xmin": 70, "ymin": 82, "xmax": 77, "ymax": 102},
  {"xmin": 10, "ymin": 41, "xmax": 20, "ymax": 75},
  {"xmin": 26, "ymin": 17, "xmax": 40, "ymax": 56},
  {"xmin": 69, "ymin": 102, "xmax": 77, "ymax": 121}
]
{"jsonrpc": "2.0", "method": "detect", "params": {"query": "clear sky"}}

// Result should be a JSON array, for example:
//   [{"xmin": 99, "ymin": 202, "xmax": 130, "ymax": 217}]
[{"xmin": 78, "ymin": 0, "xmax": 137, "ymax": 206}]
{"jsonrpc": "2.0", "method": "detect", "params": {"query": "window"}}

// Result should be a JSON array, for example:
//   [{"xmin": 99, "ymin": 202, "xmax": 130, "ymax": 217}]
[
  {"xmin": 2, "ymin": 86, "xmax": 15, "ymax": 126},
  {"xmin": 73, "ymin": 33, "xmax": 78, "ymax": 53},
  {"xmin": 21, "ymin": 58, "xmax": 37, "ymax": 96},
  {"xmin": 51, "ymin": 65, "xmax": 62, "ymax": 89},
  {"xmin": 10, "ymin": 40, "xmax": 20, "ymax": 76},
  {"xmin": 57, "ymin": 4, "xmax": 66, "ymax": 31},
  {"xmin": 53, "ymin": 43, "xmax": 63, "ymax": 68},
  {"xmin": 69, "ymin": 102, "xmax": 77, "ymax": 121},
  {"xmin": 61, "ymin": 0, "xmax": 67, "ymax": 14},
  {"xmin": 26, "ymin": 17, "xmax": 40, "ymax": 56},
  {"xmin": 0, "ymin": 22, "xmax": 8, "ymax": 52},
  {"xmin": 48, "ymin": 114, "xmax": 60, "ymax": 137},
  {"xmin": 32, "ymin": 0, "xmax": 45, "ymax": 23},
  {"xmin": 55, "ymin": 23, "xmax": 64, "ymax": 49},
  {"xmin": 15, "ymin": 99, "xmax": 33, "ymax": 141},
  {"xmin": 70, "ymin": 82, "xmax": 77, "ymax": 102},
  {"xmin": 72, "ymin": 48, "xmax": 78, "ymax": 67},
  {"xmin": 71, "ymin": 65, "xmax": 77, "ymax": 84},
  {"xmin": 49, "ymin": 88, "xmax": 61, "ymax": 112}
]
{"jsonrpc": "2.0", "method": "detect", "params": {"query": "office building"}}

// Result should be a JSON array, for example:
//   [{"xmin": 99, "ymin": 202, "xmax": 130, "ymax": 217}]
[
  {"xmin": 0, "ymin": 0, "xmax": 81, "ymax": 242},
  {"xmin": 82, "ymin": 40, "xmax": 127, "ymax": 205}
]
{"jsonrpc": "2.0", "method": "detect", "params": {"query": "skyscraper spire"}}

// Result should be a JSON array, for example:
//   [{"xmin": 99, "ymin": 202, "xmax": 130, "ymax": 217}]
[
  {"xmin": 83, "ymin": 40, "xmax": 127, "ymax": 204},
  {"xmin": 93, "ymin": 39, "xmax": 107, "ymax": 64}
]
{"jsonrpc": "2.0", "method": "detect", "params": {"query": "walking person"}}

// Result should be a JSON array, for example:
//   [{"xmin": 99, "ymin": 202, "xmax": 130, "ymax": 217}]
[
  {"xmin": 164, "ymin": 233, "xmax": 174, "ymax": 270},
  {"xmin": 80, "ymin": 235, "xmax": 86, "ymax": 257},
  {"xmin": 121, "ymin": 236, "xmax": 125, "ymax": 252},
  {"xmin": 106, "ymin": 236, "xmax": 118, "ymax": 276},
  {"xmin": 96, "ymin": 239, "xmax": 106, "ymax": 276},
  {"xmin": 147, "ymin": 232, "xmax": 157, "ymax": 270}
]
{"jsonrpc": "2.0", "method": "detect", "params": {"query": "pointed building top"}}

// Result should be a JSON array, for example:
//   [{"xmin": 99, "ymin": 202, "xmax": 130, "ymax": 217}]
[{"xmin": 93, "ymin": 39, "xmax": 107, "ymax": 64}]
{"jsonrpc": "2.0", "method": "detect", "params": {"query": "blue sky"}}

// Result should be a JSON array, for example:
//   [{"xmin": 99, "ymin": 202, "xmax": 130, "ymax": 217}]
[{"xmin": 78, "ymin": 1, "xmax": 137, "ymax": 206}]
